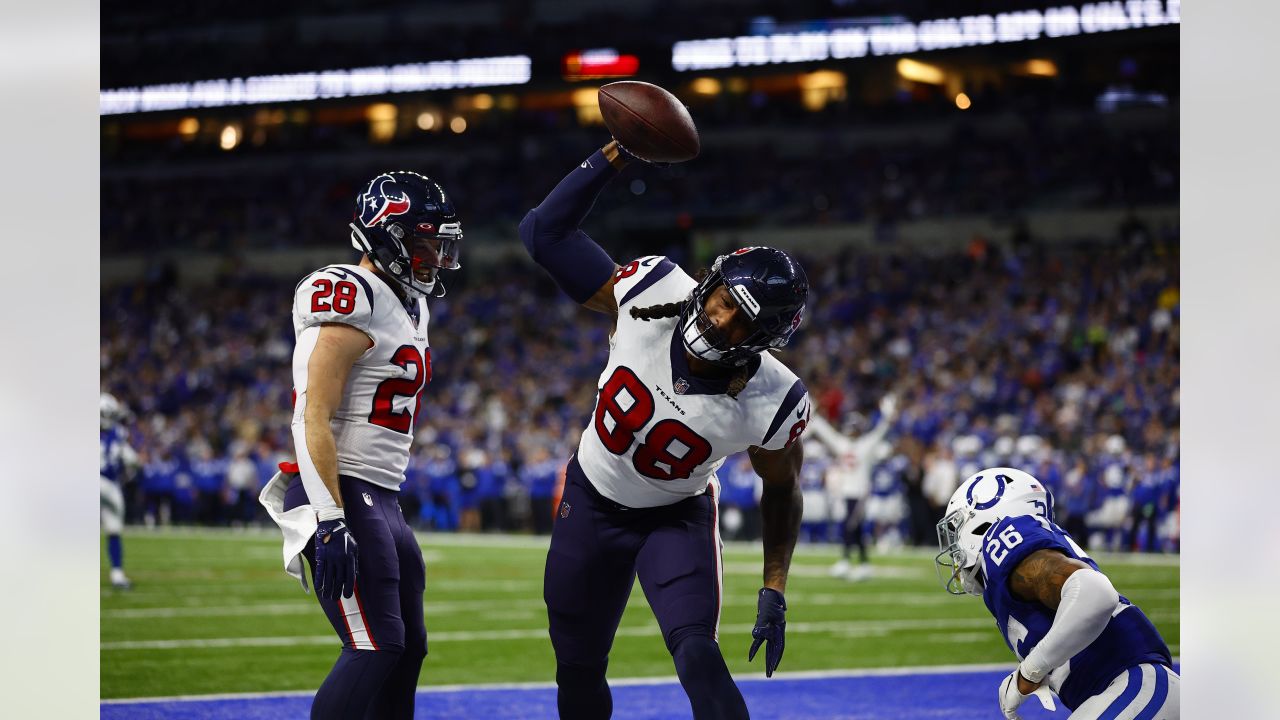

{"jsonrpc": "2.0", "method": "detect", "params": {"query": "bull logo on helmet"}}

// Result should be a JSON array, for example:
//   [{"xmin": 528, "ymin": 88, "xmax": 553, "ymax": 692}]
[{"xmin": 358, "ymin": 174, "xmax": 412, "ymax": 228}]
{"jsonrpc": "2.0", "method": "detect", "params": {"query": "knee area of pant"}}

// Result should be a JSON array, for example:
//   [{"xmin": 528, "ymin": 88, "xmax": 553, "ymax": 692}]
[
  {"xmin": 349, "ymin": 644, "xmax": 406, "ymax": 660},
  {"xmin": 667, "ymin": 627, "xmax": 719, "ymax": 658},
  {"xmin": 403, "ymin": 631, "xmax": 426, "ymax": 659},
  {"xmin": 556, "ymin": 660, "xmax": 608, "ymax": 688}
]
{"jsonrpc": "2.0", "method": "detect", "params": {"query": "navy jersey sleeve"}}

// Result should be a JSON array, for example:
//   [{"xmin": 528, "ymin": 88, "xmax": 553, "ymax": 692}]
[{"xmin": 980, "ymin": 514, "xmax": 1073, "ymax": 592}]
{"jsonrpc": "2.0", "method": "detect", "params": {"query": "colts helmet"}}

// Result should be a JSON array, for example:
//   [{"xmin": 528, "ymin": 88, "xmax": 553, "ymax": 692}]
[
  {"xmin": 935, "ymin": 467, "xmax": 1055, "ymax": 596},
  {"xmin": 349, "ymin": 171, "xmax": 462, "ymax": 299},
  {"xmin": 679, "ymin": 246, "xmax": 809, "ymax": 367},
  {"xmin": 101, "ymin": 392, "xmax": 132, "ymax": 430}
]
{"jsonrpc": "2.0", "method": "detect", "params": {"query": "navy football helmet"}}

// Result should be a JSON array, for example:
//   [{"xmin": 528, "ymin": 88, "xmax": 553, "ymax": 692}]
[
  {"xmin": 349, "ymin": 171, "xmax": 462, "ymax": 299},
  {"xmin": 679, "ymin": 246, "xmax": 809, "ymax": 367}
]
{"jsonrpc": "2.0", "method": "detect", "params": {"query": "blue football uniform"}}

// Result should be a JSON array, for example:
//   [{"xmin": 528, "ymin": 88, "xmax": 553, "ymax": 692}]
[
  {"xmin": 980, "ymin": 513, "xmax": 1172, "ymax": 710},
  {"xmin": 100, "ymin": 427, "xmax": 134, "ymax": 483}
]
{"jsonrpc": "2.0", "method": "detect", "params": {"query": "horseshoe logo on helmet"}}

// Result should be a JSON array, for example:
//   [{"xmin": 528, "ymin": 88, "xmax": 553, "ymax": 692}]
[{"xmin": 964, "ymin": 474, "xmax": 1008, "ymax": 511}]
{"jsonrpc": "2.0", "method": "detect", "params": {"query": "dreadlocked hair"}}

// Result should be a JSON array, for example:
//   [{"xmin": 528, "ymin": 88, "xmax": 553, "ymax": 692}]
[
  {"xmin": 629, "ymin": 301, "xmax": 683, "ymax": 321},
  {"xmin": 628, "ymin": 267, "xmax": 750, "ymax": 399}
]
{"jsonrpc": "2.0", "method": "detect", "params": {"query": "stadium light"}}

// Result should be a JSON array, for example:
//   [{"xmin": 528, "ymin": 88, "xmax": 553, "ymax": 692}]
[
  {"xmin": 219, "ymin": 124, "xmax": 240, "ymax": 150},
  {"xmin": 367, "ymin": 103, "xmax": 398, "ymax": 143},
  {"xmin": 562, "ymin": 48, "xmax": 640, "ymax": 81},
  {"xmin": 897, "ymin": 59, "xmax": 945, "ymax": 85},
  {"xmin": 571, "ymin": 87, "xmax": 605, "ymax": 125},
  {"xmin": 100, "ymin": 55, "xmax": 534, "ymax": 116},
  {"xmin": 799, "ymin": 70, "xmax": 846, "ymax": 111},
  {"xmin": 177, "ymin": 117, "xmax": 198, "ymax": 139},
  {"xmin": 690, "ymin": 77, "xmax": 722, "ymax": 95},
  {"xmin": 671, "ymin": 1, "xmax": 1179, "ymax": 71},
  {"xmin": 1021, "ymin": 58, "xmax": 1059, "ymax": 76}
]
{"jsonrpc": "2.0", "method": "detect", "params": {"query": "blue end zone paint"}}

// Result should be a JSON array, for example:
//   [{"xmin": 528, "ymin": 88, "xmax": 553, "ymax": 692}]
[{"xmin": 102, "ymin": 665, "xmax": 1179, "ymax": 719}]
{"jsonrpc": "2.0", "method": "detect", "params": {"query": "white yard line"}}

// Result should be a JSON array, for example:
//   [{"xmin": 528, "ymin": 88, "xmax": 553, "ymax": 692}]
[
  {"xmin": 119, "ymin": 527, "xmax": 1182, "ymax": 566},
  {"xmin": 102, "ymin": 617, "xmax": 995, "ymax": 651}
]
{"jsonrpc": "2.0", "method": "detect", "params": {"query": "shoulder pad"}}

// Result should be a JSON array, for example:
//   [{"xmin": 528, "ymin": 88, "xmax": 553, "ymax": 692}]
[
  {"xmin": 759, "ymin": 377, "xmax": 810, "ymax": 451},
  {"xmin": 981, "ymin": 514, "xmax": 1069, "ymax": 581},
  {"xmin": 612, "ymin": 256, "xmax": 689, "ymax": 308},
  {"xmin": 294, "ymin": 265, "xmax": 376, "ymax": 331}
]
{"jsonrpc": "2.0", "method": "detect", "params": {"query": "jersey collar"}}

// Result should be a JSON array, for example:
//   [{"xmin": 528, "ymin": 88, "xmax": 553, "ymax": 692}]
[{"xmin": 668, "ymin": 325, "xmax": 761, "ymax": 396}]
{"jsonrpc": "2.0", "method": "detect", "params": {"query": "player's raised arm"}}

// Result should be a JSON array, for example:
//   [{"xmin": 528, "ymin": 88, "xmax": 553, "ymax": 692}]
[
  {"xmin": 518, "ymin": 141, "xmax": 635, "ymax": 316},
  {"xmin": 745, "ymin": 439, "xmax": 804, "ymax": 677}
]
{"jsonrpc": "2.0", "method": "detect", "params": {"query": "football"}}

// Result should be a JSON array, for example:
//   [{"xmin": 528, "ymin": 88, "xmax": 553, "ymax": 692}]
[{"xmin": 598, "ymin": 81, "xmax": 700, "ymax": 164}]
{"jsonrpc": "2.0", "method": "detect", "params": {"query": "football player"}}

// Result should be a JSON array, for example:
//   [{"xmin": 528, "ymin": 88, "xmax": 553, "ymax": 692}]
[
  {"xmin": 259, "ymin": 172, "xmax": 461, "ymax": 720},
  {"xmin": 100, "ymin": 392, "xmax": 138, "ymax": 590},
  {"xmin": 520, "ymin": 141, "xmax": 809, "ymax": 720},
  {"xmin": 806, "ymin": 395, "xmax": 897, "ymax": 582},
  {"xmin": 936, "ymin": 467, "xmax": 1178, "ymax": 719}
]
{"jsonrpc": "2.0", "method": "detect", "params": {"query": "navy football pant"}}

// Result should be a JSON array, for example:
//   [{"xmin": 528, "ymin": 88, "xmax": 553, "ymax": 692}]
[
  {"xmin": 842, "ymin": 498, "xmax": 867, "ymax": 563},
  {"xmin": 285, "ymin": 476, "xmax": 427, "ymax": 720},
  {"xmin": 544, "ymin": 456, "xmax": 748, "ymax": 719}
]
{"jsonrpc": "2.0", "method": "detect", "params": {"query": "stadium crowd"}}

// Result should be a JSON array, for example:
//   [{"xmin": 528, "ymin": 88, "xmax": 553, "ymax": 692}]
[{"xmin": 101, "ymin": 220, "xmax": 1179, "ymax": 553}]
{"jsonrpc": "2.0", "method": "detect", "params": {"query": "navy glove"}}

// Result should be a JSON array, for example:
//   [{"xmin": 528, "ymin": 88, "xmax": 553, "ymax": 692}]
[
  {"xmin": 748, "ymin": 587, "xmax": 787, "ymax": 677},
  {"xmin": 314, "ymin": 519, "xmax": 358, "ymax": 600},
  {"xmin": 613, "ymin": 138, "xmax": 670, "ymax": 168}
]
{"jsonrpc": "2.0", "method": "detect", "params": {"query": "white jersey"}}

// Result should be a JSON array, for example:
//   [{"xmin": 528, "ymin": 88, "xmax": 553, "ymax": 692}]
[
  {"xmin": 576, "ymin": 256, "xmax": 811, "ymax": 508},
  {"xmin": 808, "ymin": 412, "xmax": 890, "ymax": 500},
  {"xmin": 290, "ymin": 264, "xmax": 431, "ymax": 491}
]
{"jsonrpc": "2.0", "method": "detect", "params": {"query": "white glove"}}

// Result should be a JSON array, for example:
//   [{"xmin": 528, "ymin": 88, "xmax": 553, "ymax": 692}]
[
  {"xmin": 998, "ymin": 670, "xmax": 1032, "ymax": 720},
  {"xmin": 879, "ymin": 394, "xmax": 898, "ymax": 420},
  {"xmin": 998, "ymin": 669, "xmax": 1057, "ymax": 719}
]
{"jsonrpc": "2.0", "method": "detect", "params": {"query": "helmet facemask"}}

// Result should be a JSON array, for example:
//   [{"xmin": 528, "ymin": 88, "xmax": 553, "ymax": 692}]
[
  {"xmin": 935, "ymin": 508, "xmax": 989, "ymax": 596},
  {"xmin": 678, "ymin": 256, "xmax": 803, "ymax": 368},
  {"xmin": 389, "ymin": 220, "xmax": 462, "ymax": 298},
  {"xmin": 934, "ymin": 466, "xmax": 1055, "ymax": 598}
]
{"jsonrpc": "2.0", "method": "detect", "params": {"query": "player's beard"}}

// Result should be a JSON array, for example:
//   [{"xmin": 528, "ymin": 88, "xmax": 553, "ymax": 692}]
[{"xmin": 682, "ymin": 312, "xmax": 728, "ymax": 363}]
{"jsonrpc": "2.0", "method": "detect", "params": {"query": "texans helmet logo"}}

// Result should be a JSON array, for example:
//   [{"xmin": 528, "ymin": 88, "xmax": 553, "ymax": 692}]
[{"xmin": 358, "ymin": 174, "xmax": 412, "ymax": 228}]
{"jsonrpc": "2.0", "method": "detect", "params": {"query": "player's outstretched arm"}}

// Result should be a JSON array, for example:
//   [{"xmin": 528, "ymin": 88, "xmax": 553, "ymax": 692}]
[
  {"xmin": 746, "ymin": 440, "xmax": 804, "ymax": 676},
  {"xmin": 518, "ymin": 141, "xmax": 634, "ymax": 316},
  {"xmin": 1007, "ymin": 549, "xmax": 1120, "ymax": 691}
]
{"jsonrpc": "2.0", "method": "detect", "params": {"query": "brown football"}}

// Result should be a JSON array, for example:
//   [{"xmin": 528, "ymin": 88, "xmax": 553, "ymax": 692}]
[{"xmin": 598, "ymin": 81, "xmax": 700, "ymax": 164}]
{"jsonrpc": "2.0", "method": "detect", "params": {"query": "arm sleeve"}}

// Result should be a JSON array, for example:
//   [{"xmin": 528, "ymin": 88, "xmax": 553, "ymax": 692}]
[
  {"xmin": 517, "ymin": 150, "xmax": 620, "ymax": 304},
  {"xmin": 1019, "ymin": 569, "xmax": 1120, "ymax": 682}
]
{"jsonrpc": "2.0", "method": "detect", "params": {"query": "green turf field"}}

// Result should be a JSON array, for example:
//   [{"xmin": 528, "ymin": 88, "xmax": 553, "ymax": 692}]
[{"xmin": 101, "ymin": 529, "xmax": 1179, "ymax": 699}]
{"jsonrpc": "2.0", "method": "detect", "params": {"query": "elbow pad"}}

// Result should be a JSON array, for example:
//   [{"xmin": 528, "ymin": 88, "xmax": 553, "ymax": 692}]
[
  {"xmin": 1020, "ymin": 568, "xmax": 1120, "ymax": 683},
  {"xmin": 518, "ymin": 210, "xmax": 616, "ymax": 305},
  {"xmin": 517, "ymin": 150, "xmax": 621, "ymax": 304}
]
